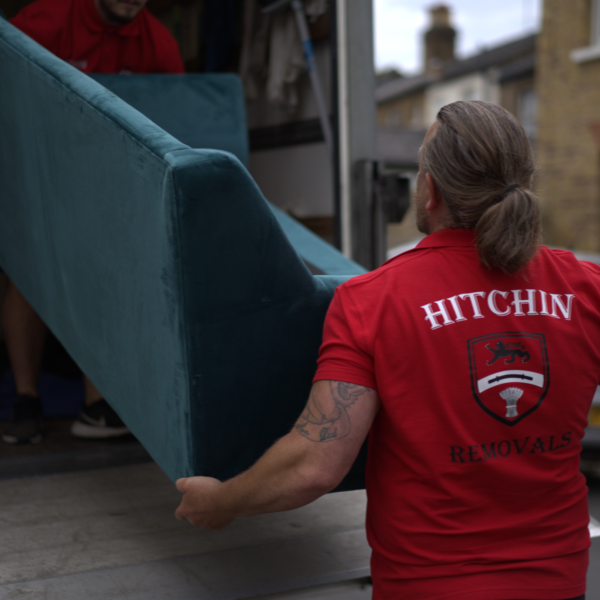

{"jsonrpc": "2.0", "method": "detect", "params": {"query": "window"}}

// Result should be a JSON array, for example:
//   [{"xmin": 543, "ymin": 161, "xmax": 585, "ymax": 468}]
[
  {"xmin": 433, "ymin": 93, "xmax": 446, "ymax": 117},
  {"xmin": 518, "ymin": 88, "xmax": 537, "ymax": 141},
  {"xmin": 410, "ymin": 103, "xmax": 423, "ymax": 129},
  {"xmin": 571, "ymin": 0, "xmax": 600, "ymax": 62},
  {"xmin": 592, "ymin": 0, "xmax": 600, "ymax": 45},
  {"xmin": 385, "ymin": 110, "xmax": 400, "ymax": 127},
  {"xmin": 462, "ymin": 87, "xmax": 476, "ymax": 102}
]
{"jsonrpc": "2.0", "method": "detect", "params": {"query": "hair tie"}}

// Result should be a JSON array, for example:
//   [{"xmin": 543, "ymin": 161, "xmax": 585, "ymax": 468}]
[{"xmin": 492, "ymin": 183, "xmax": 521, "ymax": 205}]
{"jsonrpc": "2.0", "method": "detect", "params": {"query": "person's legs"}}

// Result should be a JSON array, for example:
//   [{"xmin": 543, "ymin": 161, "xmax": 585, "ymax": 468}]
[
  {"xmin": 1, "ymin": 280, "xmax": 130, "ymax": 441},
  {"xmin": 2, "ymin": 280, "xmax": 46, "ymax": 396},
  {"xmin": 2, "ymin": 279, "xmax": 46, "ymax": 443},
  {"xmin": 70, "ymin": 375, "xmax": 130, "ymax": 439},
  {"xmin": 83, "ymin": 375, "xmax": 103, "ymax": 406}
]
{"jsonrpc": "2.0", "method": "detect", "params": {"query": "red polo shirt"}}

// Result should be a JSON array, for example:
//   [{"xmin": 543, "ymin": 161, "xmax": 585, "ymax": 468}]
[
  {"xmin": 314, "ymin": 228, "xmax": 598, "ymax": 600},
  {"xmin": 10, "ymin": 0, "xmax": 184, "ymax": 73}
]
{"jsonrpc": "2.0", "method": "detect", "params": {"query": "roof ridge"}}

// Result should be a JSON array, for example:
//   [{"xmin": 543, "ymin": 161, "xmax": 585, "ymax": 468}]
[{"xmin": 377, "ymin": 32, "xmax": 537, "ymax": 104}]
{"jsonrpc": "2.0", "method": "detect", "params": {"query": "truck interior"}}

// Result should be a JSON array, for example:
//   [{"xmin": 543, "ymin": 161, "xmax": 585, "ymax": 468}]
[{"xmin": 0, "ymin": 2, "xmax": 381, "ymax": 597}]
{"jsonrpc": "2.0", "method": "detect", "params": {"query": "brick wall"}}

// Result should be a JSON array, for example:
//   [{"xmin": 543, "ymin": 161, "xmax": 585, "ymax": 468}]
[
  {"xmin": 500, "ymin": 75, "xmax": 534, "ymax": 123},
  {"xmin": 376, "ymin": 91, "xmax": 426, "ymax": 129},
  {"xmin": 537, "ymin": 0, "xmax": 600, "ymax": 250}
]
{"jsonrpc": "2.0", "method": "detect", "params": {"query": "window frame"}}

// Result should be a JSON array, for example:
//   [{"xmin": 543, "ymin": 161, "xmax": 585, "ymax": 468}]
[
  {"xmin": 570, "ymin": 0, "xmax": 600, "ymax": 63},
  {"xmin": 592, "ymin": 0, "xmax": 600, "ymax": 45}
]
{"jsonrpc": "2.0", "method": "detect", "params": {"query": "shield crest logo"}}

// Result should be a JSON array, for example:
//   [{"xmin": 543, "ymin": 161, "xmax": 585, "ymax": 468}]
[{"xmin": 467, "ymin": 332, "xmax": 549, "ymax": 426}]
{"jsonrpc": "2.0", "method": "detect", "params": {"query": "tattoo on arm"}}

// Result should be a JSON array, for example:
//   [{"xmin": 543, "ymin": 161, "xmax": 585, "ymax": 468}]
[{"xmin": 295, "ymin": 382, "xmax": 371, "ymax": 443}]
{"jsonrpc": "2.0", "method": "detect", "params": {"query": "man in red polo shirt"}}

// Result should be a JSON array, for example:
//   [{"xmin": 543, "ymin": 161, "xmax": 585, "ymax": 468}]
[
  {"xmin": 175, "ymin": 101, "xmax": 594, "ymax": 600},
  {"xmin": 10, "ymin": 0, "xmax": 184, "ymax": 74},
  {"xmin": 2, "ymin": 0, "xmax": 184, "ymax": 444}
]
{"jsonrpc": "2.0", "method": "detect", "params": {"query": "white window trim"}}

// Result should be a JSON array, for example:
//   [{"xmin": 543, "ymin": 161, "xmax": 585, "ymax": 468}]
[
  {"xmin": 571, "ymin": 44, "xmax": 600, "ymax": 63},
  {"xmin": 571, "ymin": 0, "xmax": 600, "ymax": 63},
  {"xmin": 593, "ymin": 0, "xmax": 600, "ymax": 45}
]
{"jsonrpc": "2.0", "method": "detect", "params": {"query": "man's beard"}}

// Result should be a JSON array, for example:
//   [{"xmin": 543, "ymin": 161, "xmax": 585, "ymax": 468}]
[
  {"xmin": 415, "ymin": 198, "xmax": 429, "ymax": 235},
  {"xmin": 99, "ymin": 0, "xmax": 139, "ymax": 24}
]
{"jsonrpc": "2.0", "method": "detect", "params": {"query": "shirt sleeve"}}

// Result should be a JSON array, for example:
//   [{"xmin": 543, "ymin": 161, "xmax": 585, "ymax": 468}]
[
  {"xmin": 161, "ymin": 34, "xmax": 185, "ymax": 73},
  {"xmin": 152, "ymin": 20, "xmax": 185, "ymax": 73},
  {"xmin": 143, "ymin": 11, "xmax": 185, "ymax": 73},
  {"xmin": 313, "ymin": 285, "xmax": 377, "ymax": 391},
  {"xmin": 10, "ymin": 0, "xmax": 62, "ymax": 52}
]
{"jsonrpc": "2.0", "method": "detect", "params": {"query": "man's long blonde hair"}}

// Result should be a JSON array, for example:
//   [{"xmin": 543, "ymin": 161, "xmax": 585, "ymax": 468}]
[{"xmin": 421, "ymin": 100, "xmax": 541, "ymax": 275}]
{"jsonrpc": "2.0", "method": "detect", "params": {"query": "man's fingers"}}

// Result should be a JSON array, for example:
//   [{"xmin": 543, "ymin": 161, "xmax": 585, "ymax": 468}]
[
  {"xmin": 175, "ymin": 504, "xmax": 188, "ymax": 521},
  {"xmin": 173, "ymin": 476, "xmax": 232, "ymax": 528}
]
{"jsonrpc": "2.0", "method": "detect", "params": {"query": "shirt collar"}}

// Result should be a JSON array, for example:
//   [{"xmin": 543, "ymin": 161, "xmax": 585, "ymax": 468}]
[
  {"xmin": 80, "ymin": 0, "xmax": 142, "ymax": 36},
  {"xmin": 415, "ymin": 228, "xmax": 477, "ymax": 250}
]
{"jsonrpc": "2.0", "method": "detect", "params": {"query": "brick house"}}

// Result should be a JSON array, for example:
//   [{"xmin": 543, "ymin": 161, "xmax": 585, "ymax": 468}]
[
  {"xmin": 537, "ymin": 0, "xmax": 600, "ymax": 251},
  {"xmin": 376, "ymin": 5, "xmax": 536, "ymax": 135},
  {"xmin": 377, "ymin": 4, "xmax": 537, "ymax": 252}
]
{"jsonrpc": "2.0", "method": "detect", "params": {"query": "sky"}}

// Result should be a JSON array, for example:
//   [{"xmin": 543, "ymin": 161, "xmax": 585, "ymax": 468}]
[{"xmin": 374, "ymin": 0, "xmax": 542, "ymax": 75}]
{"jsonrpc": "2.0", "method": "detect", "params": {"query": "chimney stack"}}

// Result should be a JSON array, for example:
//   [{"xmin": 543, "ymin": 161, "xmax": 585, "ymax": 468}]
[{"xmin": 424, "ymin": 5, "xmax": 456, "ymax": 76}]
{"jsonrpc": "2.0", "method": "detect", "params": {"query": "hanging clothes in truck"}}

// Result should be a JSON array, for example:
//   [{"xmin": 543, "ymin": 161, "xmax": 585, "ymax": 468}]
[{"xmin": 239, "ymin": 0, "xmax": 328, "ymax": 112}]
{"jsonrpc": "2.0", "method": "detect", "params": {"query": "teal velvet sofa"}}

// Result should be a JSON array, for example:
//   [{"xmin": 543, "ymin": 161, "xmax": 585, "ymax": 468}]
[
  {"xmin": 0, "ymin": 19, "xmax": 367, "ymax": 487},
  {"xmin": 89, "ymin": 73, "xmax": 250, "ymax": 167}
]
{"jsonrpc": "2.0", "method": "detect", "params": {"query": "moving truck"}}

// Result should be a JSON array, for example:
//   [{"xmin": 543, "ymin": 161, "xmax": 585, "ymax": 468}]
[{"xmin": 0, "ymin": 2, "xmax": 380, "ymax": 598}]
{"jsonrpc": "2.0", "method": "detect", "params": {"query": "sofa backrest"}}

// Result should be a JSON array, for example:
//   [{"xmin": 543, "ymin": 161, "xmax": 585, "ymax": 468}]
[
  {"xmin": 0, "ymin": 19, "xmax": 367, "ymax": 487},
  {"xmin": 89, "ymin": 73, "xmax": 249, "ymax": 166}
]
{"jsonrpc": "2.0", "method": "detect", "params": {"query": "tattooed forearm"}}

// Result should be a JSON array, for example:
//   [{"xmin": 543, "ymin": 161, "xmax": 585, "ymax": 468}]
[{"xmin": 295, "ymin": 382, "xmax": 371, "ymax": 442}]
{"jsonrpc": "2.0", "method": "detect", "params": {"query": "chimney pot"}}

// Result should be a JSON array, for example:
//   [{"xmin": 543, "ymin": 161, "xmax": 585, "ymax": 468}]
[
  {"xmin": 424, "ymin": 4, "xmax": 456, "ymax": 75},
  {"xmin": 431, "ymin": 5, "xmax": 450, "ymax": 28}
]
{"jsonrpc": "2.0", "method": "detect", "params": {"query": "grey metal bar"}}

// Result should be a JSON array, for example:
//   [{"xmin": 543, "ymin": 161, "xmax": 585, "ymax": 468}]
[{"xmin": 291, "ymin": 0, "xmax": 335, "ymax": 162}]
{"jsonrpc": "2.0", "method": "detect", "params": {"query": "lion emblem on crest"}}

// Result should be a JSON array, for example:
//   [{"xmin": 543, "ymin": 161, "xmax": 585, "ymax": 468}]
[{"xmin": 485, "ymin": 341, "xmax": 530, "ymax": 366}]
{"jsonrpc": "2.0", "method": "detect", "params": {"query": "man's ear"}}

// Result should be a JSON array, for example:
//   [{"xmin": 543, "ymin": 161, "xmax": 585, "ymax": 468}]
[{"xmin": 425, "ymin": 173, "xmax": 442, "ymax": 211}]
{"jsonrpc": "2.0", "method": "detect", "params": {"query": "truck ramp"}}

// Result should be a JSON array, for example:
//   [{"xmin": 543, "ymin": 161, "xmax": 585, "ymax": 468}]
[{"xmin": 0, "ymin": 463, "xmax": 370, "ymax": 599}]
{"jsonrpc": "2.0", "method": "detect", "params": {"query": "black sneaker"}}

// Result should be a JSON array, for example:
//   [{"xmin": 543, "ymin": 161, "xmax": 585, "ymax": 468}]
[
  {"xmin": 3, "ymin": 394, "xmax": 44, "ymax": 444},
  {"xmin": 70, "ymin": 399, "xmax": 130, "ymax": 439}
]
